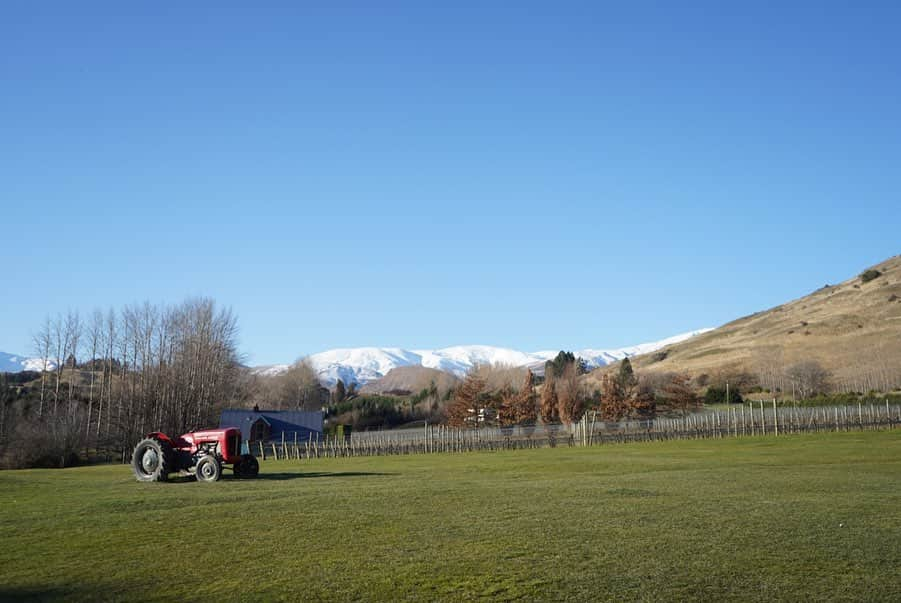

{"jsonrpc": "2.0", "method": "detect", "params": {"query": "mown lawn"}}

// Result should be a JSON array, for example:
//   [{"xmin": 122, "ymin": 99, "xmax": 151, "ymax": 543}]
[{"xmin": 1, "ymin": 431, "xmax": 899, "ymax": 602}]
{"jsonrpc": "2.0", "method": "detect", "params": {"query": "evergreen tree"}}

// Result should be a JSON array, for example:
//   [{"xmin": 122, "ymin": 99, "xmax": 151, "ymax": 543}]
[
  {"xmin": 545, "ymin": 351, "xmax": 576, "ymax": 379},
  {"xmin": 703, "ymin": 386, "xmax": 743, "ymax": 405},
  {"xmin": 578, "ymin": 357, "xmax": 589, "ymax": 375},
  {"xmin": 333, "ymin": 379, "xmax": 346, "ymax": 405},
  {"xmin": 618, "ymin": 358, "xmax": 635, "ymax": 389}
]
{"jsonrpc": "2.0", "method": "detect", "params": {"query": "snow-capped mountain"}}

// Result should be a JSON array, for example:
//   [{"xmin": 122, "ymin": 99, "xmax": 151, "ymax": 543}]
[
  {"xmin": 0, "ymin": 352, "xmax": 54, "ymax": 373},
  {"xmin": 256, "ymin": 329, "xmax": 713, "ymax": 386}
]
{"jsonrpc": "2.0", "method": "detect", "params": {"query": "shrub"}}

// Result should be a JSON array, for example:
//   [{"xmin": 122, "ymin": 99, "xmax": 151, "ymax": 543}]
[
  {"xmin": 2, "ymin": 409, "xmax": 87, "ymax": 469},
  {"xmin": 327, "ymin": 394, "xmax": 408, "ymax": 429},
  {"xmin": 703, "ymin": 386, "xmax": 744, "ymax": 405},
  {"xmin": 785, "ymin": 392, "xmax": 901, "ymax": 407},
  {"xmin": 860, "ymin": 269, "xmax": 882, "ymax": 283}
]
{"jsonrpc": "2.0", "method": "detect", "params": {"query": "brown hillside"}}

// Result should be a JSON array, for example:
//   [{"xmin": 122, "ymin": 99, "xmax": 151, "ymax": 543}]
[
  {"xmin": 589, "ymin": 255, "xmax": 901, "ymax": 392},
  {"xmin": 360, "ymin": 366, "xmax": 460, "ymax": 396}
]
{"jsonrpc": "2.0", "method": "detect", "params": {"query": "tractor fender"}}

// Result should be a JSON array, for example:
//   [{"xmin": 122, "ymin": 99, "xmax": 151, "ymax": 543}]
[
  {"xmin": 147, "ymin": 431, "xmax": 194, "ymax": 450},
  {"xmin": 145, "ymin": 432, "xmax": 174, "ymax": 445}
]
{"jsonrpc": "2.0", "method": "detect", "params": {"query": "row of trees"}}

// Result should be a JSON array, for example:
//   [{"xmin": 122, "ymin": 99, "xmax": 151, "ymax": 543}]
[
  {"xmin": 446, "ymin": 353, "xmax": 703, "ymax": 429},
  {"xmin": 754, "ymin": 349, "xmax": 833, "ymax": 399},
  {"xmin": 2, "ymin": 298, "xmax": 244, "ymax": 467},
  {"xmin": 751, "ymin": 346, "xmax": 901, "ymax": 398}
]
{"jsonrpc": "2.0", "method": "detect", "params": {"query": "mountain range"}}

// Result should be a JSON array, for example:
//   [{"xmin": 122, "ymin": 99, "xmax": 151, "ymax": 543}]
[
  {"xmin": 4, "ymin": 257, "xmax": 897, "ymax": 393},
  {"xmin": 252, "ymin": 329, "xmax": 713, "ymax": 386},
  {"xmin": 0, "ymin": 331, "xmax": 711, "ymax": 387}
]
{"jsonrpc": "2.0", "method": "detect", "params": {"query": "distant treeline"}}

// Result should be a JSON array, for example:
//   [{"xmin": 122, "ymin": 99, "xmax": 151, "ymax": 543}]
[{"xmin": 325, "ymin": 382, "xmax": 451, "ymax": 430}]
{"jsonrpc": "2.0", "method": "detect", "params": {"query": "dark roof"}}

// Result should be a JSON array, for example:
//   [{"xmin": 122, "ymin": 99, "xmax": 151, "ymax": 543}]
[{"xmin": 220, "ymin": 409, "xmax": 323, "ymax": 440}]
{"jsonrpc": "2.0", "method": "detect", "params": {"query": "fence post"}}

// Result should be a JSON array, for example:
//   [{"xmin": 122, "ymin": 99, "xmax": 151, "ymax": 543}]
[{"xmin": 773, "ymin": 399, "xmax": 778, "ymax": 436}]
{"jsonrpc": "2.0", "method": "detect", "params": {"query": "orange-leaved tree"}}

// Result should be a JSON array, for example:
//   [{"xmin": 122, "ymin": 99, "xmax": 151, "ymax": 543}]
[
  {"xmin": 556, "ymin": 362, "xmax": 585, "ymax": 424},
  {"xmin": 599, "ymin": 373, "xmax": 630, "ymax": 421},
  {"xmin": 661, "ymin": 373, "xmax": 698, "ymax": 416},
  {"xmin": 539, "ymin": 373, "xmax": 559, "ymax": 424},
  {"xmin": 498, "ymin": 369, "xmax": 537, "ymax": 426},
  {"xmin": 447, "ymin": 372, "xmax": 490, "ymax": 427}
]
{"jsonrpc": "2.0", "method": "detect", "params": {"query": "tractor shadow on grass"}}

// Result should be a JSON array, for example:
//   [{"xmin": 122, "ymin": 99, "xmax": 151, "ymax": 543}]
[
  {"xmin": 254, "ymin": 471, "xmax": 395, "ymax": 481},
  {"xmin": 165, "ymin": 471, "xmax": 395, "ymax": 483},
  {"xmin": 0, "ymin": 587, "xmax": 83, "ymax": 601}
]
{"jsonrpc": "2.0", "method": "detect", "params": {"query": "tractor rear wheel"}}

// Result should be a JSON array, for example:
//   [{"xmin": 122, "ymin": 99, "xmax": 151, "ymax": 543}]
[
  {"xmin": 195, "ymin": 455, "xmax": 221, "ymax": 482},
  {"xmin": 132, "ymin": 437, "xmax": 173, "ymax": 482},
  {"xmin": 234, "ymin": 454, "xmax": 259, "ymax": 479}
]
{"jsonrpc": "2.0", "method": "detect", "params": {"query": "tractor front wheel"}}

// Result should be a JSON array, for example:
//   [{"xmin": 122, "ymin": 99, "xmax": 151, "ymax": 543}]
[
  {"xmin": 132, "ymin": 437, "xmax": 173, "ymax": 482},
  {"xmin": 234, "ymin": 454, "xmax": 259, "ymax": 479},
  {"xmin": 195, "ymin": 455, "xmax": 221, "ymax": 483}
]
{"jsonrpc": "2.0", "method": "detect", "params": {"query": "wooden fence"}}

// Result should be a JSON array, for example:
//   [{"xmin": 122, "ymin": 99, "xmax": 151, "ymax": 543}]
[{"xmin": 253, "ymin": 401, "xmax": 901, "ymax": 461}]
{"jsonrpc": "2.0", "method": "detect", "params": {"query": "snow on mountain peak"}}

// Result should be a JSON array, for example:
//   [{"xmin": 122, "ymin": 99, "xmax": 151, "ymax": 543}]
[
  {"xmin": 255, "ymin": 329, "xmax": 713, "ymax": 386},
  {"xmin": 4, "ymin": 329, "xmax": 713, "ymax": 386},
  {"xmin": 0, "ymin": 352, "xmax": 56, "ymax": 373}
]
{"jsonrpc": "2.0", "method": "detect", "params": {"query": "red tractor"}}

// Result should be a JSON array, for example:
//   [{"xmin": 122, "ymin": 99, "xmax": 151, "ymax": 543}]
[{"xmin": 131, "ymin": 427, "xmax": 259, "ymax": 482}]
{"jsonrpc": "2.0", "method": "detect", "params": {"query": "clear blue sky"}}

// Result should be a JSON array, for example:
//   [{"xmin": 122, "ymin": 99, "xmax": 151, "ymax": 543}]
[{"xmin": 2, "ymin": 1, "xmax": 899, "ymax": 365}]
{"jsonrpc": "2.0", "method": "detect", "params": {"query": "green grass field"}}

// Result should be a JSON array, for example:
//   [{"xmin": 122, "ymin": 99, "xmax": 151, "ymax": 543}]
[{"xmin": 2, "ymin": 432, "xmax": 900, "ymax": 602}]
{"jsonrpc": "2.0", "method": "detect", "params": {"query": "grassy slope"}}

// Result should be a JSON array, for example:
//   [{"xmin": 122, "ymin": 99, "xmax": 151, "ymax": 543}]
[
  {"xmin": 589, "ymin": 255, "xmax": 901, "ymax": 386},
  {"xmin": 1, "ymin": 432, "xmax": 900, "ymax": 602}
]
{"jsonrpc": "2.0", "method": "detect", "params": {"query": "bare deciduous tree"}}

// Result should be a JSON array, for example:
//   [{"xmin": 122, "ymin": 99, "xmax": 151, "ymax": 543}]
[
  {"xmin": 661, "ymin": 373, "xmax": 699, "ymax": 416},
  {"xmin": 31, "ymin": 317, "xmax": 53, "ymax": 417},
  {"xmin": 786, "ymin": 360, "xmax": 831, "ymax": 399},
  {"xmin": 273, "ymin": 359, "xmax": 324, "ymax": 411},
  {"xmin": 556, "ymin": 362, "xmax": 585, "ymax": 424},
  {"xmin": 472, "ymin": 363, "xmax": 528, "ymax": 392},
  {"xmin": 17, "ymin": 298, "xmax": 244, "ymax": 461},
  {"xmin": 64, "ymin": 310, "xmax": 82, "ymax": 412},
  {"xmin": 86, "ymin": 310, "xmax": 102, "ymax": 437}
]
